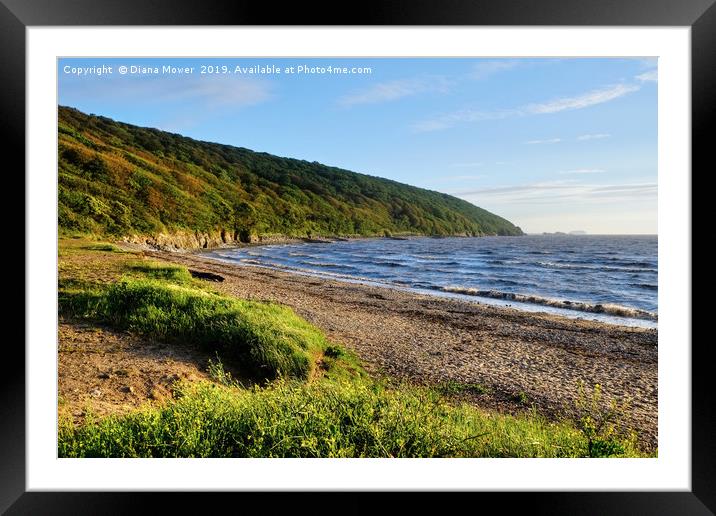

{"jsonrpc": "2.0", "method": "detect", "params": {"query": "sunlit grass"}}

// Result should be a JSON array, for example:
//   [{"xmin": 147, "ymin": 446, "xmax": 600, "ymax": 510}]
[{"xmin": 60, "ymin": 379, "xmax": 633, "ymax": 458}]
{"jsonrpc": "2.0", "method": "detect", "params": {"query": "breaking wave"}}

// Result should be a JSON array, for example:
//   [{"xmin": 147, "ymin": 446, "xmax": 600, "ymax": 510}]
[{"xmin": 438, "ymin": 286, "xmax": 658, "ymax": 321}]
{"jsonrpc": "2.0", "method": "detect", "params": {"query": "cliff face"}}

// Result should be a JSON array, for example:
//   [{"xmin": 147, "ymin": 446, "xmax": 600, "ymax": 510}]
[
  {"xmin": 120, "ymin": 229, "xmax": 316, "ymax": 251},
  {"xmin": 121, "ymin": 230, "xmax": 231, "ymax": 251},
  {"xmin": 58, "ymin": 106, "xmax": 523, "ymax": 246}
]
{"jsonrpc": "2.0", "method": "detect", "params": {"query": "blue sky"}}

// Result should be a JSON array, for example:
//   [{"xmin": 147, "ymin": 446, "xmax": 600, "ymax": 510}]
[{"xmin": 58, "ymin": 57, "xmax": 657, "ymax": 234}]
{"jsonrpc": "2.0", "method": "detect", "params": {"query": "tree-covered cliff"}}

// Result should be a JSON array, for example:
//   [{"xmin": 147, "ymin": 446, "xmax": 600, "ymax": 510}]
[{"xmin": 58, "ymin": 106, "xmax": 523, "ymax": 243}]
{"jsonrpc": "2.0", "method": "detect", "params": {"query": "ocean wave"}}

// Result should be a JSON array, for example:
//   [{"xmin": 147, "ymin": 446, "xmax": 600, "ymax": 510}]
[
  {"xmin": 240, "ymin": 258, "xmax": 379, "ymax": 283},
  {"xmin": 485, "ymin": 278, "xmax": 521, "ymax": 286},
  {"xmin": 213, "ymin": 253, "xmax": 241, "ymax": 261},
  {"xmin": 213, "ymin": 236, "xmax": 657, "ymax": 325},
  {"xmin": 240, "ymin": 258, "xmax": 283, "ymax": 268},
  {"xmin": 299, "ymin": 260, "xmax": 352, "ymax": 268},
  {"xmin": 415, "ymin": 267, "xmax": 485, "ymax": 275},
  {"xmin": 487, "ymin": 259, "xmax": 522, "ymax": 266},
  {"xmin": 631, "ymin": 283, "xmax": 658, "ymax": 290},
  {"xmin": 438, "ymin": 286, "xmax": 657, "ymax": 320},
  {"xmin": 373, "ymin": 261, "xmax": 406, "ymax": 268},
  {"xmin": 537, "ymin": 261, "xmax": 656, "ymax": 274},
  {"xmin": 607, "ymin": 258, "xmax": 654, "ymax": 267}
]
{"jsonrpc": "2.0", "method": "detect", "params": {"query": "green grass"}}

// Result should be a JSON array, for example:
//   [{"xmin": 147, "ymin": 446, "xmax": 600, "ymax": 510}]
[
  {"xmin": 59, "ymin": 258, "xmax": 340, "ymax": 381},
  {"xmin": 126, "ymin": 261, "xmax": 193, "ymax": 284},
  {"xmin": 81, "ymin": 242, "xmax": 124, "ymax": 252},
  {"xmin": 437, "ymin": 380, "xmax": 490, "ymax": 396},
  {"xmin": 61, "ymin": 279, "xmax": 329, "ymax": 380},
  {"xmin": 59, "ymin": 379, "xmax": 631, "ymax": 458}
]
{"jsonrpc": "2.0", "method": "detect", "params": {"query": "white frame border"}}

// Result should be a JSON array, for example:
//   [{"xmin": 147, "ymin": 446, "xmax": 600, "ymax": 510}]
[{"xmin": 27, "ymin": 27, "xmax": 690, "ymax": 491}]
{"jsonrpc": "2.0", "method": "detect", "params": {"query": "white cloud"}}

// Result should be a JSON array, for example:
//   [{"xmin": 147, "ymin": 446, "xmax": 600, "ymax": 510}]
[
  {"xmin": 338, "ymin": 76, "xmax": 451, "ymax": 107},
  {"xmin": 524, "ymin": 84, "xmax": 640, "ymax": 115},
  {"xmin": 68, "ymin": 74, "xmax": 272, "ymax": 107},
  {"xmin": 452, "ymin": 181, "xmax": 656, "ymax": 205},
  {"xmin": 471, "ymin": 60, "xmax": 521, "ymax": 80},
  {"xmin": 178, "ymin": 77, "xmax": 272, "ymax": 108},
  {"xmin": 413, "ymin": 83, "xmax": 640, "ymax": 132},
  {"xmin": 576, "ymin": 133, "xmax": 611, "ymax": 141},
  {"xmin": 525, "ymin": 138, "xmax": 561, "ymax": 145},
  {"xmin": 635, "ymin": 69, "xmax": 658, "ymax": 82},
  {"xmin": 449, "ymin": 179, "xmax": 656, "ymax": 233},
  {"xmin": 411, "ymin": 108, "xmax": 516, "ymax": 132},
  {"xmin": 559, "ymin": 169, "xmax": 605, "ymax": 175},
  {"xmin": 61, "ymin": 74, "xmax": 274, "ymax": 132}
]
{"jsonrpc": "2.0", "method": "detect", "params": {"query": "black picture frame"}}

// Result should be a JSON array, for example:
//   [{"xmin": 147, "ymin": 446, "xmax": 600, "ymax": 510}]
[{"xmin": 4, "ymin": 0, "xmax": 711, "ymax": 513}]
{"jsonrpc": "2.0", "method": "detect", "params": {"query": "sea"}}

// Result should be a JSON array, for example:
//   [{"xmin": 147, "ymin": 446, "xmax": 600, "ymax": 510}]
[{"xmin": 206, "ymin": 234, "xmax": 658, "ymax": 328}]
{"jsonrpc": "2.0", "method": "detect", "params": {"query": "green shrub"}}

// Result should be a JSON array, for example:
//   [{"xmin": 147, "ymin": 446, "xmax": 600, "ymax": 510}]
[{"xmin": 574, "ymin": 380, "xmax": 637, "ymax": 458}]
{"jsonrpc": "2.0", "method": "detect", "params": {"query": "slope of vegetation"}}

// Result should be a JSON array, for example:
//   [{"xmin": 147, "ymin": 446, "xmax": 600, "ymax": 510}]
[
  {"xmin": 58, "ymin": 106, "xmax": 523, "ymax": 242},
  {"xmin": 60, "ymin": 279, "xmax": 330, "ymax": 381},
  {"xmin": 59, "ymin": 249, "xmax": 348, "ymax": 382}
]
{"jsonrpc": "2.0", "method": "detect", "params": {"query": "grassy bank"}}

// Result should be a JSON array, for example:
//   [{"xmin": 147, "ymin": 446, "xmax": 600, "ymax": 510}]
[
  {"xmin": 61, "ymin": 277, "xmax": 331, "ymax": 381},
  {"xmin": 57, "ymin": 238, "xmax": 646, "ymax": 458},
  {"xmin": 60, "ymin": 379, "xmax": 601, "ymax": 458}
]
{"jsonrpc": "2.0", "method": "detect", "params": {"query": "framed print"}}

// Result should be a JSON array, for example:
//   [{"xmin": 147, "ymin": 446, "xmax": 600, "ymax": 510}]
[{"xmin": 4, "ymin": 0, "xmax": 713, "ymax": 513}]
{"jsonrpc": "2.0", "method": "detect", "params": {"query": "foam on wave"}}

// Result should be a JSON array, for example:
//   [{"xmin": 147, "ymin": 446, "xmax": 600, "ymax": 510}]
[{"xmin": 439, "ymin": 286, "xmax": 657, "ymax": 320}]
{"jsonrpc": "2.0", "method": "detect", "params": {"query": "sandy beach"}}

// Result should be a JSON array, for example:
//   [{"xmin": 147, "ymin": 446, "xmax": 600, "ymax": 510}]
[{"xmin": 142, "ymin": 248, "xmax": 658, "ymax": 451}]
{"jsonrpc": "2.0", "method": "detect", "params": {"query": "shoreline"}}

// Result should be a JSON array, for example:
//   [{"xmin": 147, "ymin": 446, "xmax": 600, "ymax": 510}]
[
  {"xmin": 140, "ymin": 246, "xmax": 658, "ymax": 451},
  {"xmin": 203, "ymin": 254, "xmax": 657, "ymax": 329},
  {"xmin": 123, "ymin": 235, "xmax": 657, "ymax": 329}
]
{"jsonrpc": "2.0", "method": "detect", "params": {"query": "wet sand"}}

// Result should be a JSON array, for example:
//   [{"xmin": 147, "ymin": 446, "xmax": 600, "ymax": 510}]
[{"xmin": 144, "ymin": 248, "xmax": 658, "ymax": 451}]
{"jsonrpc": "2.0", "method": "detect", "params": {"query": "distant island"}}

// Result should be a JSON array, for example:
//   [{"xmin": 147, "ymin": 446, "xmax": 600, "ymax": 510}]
[
  {"xmin": 58, "ymin": 106, "xmax": 522, "ymax": 248},
  {"xmin": 540, "ymin": 230, "xmax": 588, "ymax": 236}
]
